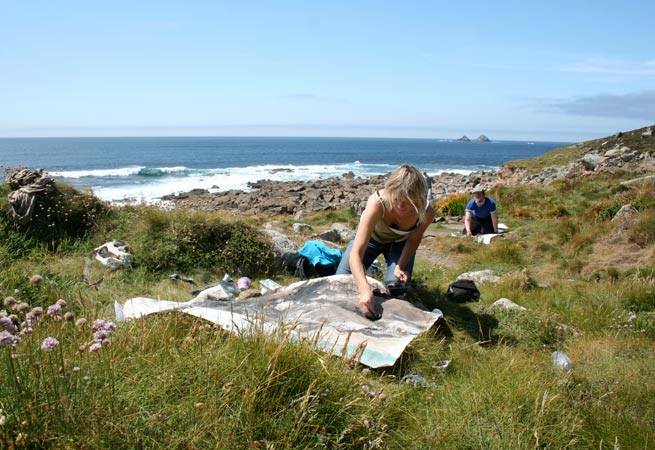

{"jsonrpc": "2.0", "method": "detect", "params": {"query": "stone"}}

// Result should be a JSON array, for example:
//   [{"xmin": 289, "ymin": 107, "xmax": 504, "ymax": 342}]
[
  {"xmin": 457, "ymin": 269, "xmax": 501, "ymax": 284},
  {"xmin": 492, "ymin": 298, "xmax": 527, "ymax": 311}
]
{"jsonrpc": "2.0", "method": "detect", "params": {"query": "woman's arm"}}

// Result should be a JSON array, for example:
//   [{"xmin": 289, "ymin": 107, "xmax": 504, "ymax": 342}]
[
  {"xmin": 464, "ymin": 210, "xmax": 473, "ymax": 236},
  {"xmin": 350, "ymin": 194, "xmax": 383, "ymax": 318},
  {"xmin": 491, "ymin": 211, "xmax": 499, "ymax": 233},
  {"xmin": 394, "ymin": 205, "xmax": 436, "ymax": 280}
]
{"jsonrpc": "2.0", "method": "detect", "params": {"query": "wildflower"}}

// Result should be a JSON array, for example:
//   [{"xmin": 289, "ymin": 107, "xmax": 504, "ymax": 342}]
[
  {"xmin": 361, "ymin": 385, "xmax": 370, "ymax": 393},
  {"xmin": 40, "ymin": 336, "xmax": 59, "ymax": 351},
  {"xmin": 56, "ymin": 299, "xmax": 67, "ymax": 308},
  {"xmin": 46, "ymin": 304, "xmax": 62, "ymax": 317},
  {"xmin": 367, "ymin": 391, "xmax": 376, "ymax": 399},
  {"xmin": 0, "ymin": 317, "xmax": 16, "ymax": 333},
  {"xmin": 30, "ymin": 307, "xmax": 43, "ymax": 316},
  {"xmin": 19, "ymin": 327, "xmax": 33, "ymax": 335},
  {"xmin": 628, "ymin": 312, "xmax": 637, "ymax": 322},
  {"xmin": 8, "ymin": 314, "xmax": 18, "ymax": 323},
  {"xmin": 0, "ymin": 331, "xmax": 22, "ymax": 347},
  {"xmin": 0, "ymin": 414, "xmax": 5, "ymax": 426},
  {"xmin": 88, "ymin": 342, "xmax": 102, "ymax": 352},
  {"xmin": 25, "ymin": 312, "xmax": 40, "ymax": 327},
  {"xmin": 64, "ymin": 312, "xmax": 75, "ymax": 321},
  {"xmin": 75, "ymin": 318, "xmax": 87, "ymax": 328},
  {"xmin": 72, "ymin": 366, "xmax": 80, "ymax": 372},
  {"xmin": 16, "ymin": 303, "xmax": 30, "ymax": 313},
  {"xmin": 378, "ymin": 393, "xmax": 387, "ymax": 401},
  {"xmin": 3, "ymin": 296, "xmax": 16, "ymax": 308},
  {"xmin": 102, "ymin": 321, "xmax": 116, "ymax": 332},
  {"xmin": 29, "ymin": 274, "xmax": 43, "ymax": 285},
  {"xmin": 93, "ymin": 330, "xmax": 108, "ymax": 342},
  {"xmin": 92, "ymin": 319, "xmax": 106, "ymax": 329}
]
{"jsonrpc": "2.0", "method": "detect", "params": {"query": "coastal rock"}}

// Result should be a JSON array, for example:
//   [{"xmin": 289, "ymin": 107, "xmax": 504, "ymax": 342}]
[
  {"xmin": 163, "ymin": 123, "xmax": 655, "ymax": 217},
  {"xmin": 455, "ymin": 136, "xmax": 471, "ymax": 142},
  {"xmin": 474, "ymin": 135, "xmax": 491, "ymax": 142}
]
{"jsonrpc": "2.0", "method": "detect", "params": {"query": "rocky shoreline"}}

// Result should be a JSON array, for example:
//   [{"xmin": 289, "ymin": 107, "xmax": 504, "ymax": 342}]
[
  {"xmin": 161, "ymin": 124, "xmax": 655, "ymax": 217},
  {"xmin": 161, "ymin": 170, "xmax": 498, "ymax": 216}
]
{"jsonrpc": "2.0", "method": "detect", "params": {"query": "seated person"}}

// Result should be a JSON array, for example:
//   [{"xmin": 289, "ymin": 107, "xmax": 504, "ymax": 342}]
[{"xmin": 462, "ymin": 185, "xmax": 498, "ymax": 236}]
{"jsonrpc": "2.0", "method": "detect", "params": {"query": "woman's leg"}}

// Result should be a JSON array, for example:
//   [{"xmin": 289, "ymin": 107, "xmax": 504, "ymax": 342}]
[
  {"xmin": 383, "ymin": 240, "xmax": 415, "ymax": 283},
  {"xmin": 336, "ymin": 232, "xmax": 385, "ymax": 275}
]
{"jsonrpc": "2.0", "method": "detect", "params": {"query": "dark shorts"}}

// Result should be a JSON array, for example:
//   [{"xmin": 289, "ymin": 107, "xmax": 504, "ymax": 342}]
[{"xmin": 462, "ymin": 215, "xmax": 494, "ymax": 236}]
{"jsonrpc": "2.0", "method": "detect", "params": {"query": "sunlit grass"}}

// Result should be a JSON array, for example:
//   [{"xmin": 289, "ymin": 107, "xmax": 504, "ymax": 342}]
[{"xmin": 1, "ymin": 165, "xmax": 654, "ymax": 448}]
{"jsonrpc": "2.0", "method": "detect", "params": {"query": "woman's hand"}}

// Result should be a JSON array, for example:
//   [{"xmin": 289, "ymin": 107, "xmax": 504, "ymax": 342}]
[
  {"xmin": 359, "ymin": 290, "xmax": 377, "ymax": 319},
  {"xmin": 393, "ymin": 265, "xmax": 409, "ymax": 283}
]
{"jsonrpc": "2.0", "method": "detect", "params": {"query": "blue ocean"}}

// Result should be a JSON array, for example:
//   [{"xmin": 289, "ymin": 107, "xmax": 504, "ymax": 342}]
[{"xmin": 0, "ymin": 136, "xmax": 570, "ymax": 204}]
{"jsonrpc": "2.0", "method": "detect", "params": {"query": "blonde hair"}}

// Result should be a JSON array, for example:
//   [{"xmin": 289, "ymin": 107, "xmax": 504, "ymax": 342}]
[{"xmin": 381, "ymin": 164, "xmax": 428, "ymax": 222}]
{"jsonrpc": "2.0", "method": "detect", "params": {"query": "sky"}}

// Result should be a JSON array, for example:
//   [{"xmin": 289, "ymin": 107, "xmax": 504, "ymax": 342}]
[{"xmin": 1, "ymin": 0, "xmax": 654, "ymax": 142}]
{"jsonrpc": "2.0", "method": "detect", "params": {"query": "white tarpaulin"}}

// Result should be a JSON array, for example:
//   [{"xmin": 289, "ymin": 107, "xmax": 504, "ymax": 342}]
[{"xmin": 116, "ymin": 275, "xmax": 442, "ymax": 368}]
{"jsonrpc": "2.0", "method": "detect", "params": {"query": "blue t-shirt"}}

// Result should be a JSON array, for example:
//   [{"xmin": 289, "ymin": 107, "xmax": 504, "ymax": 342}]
[{"xmin": 465, "ymin": 197, "xmax": 496, "ymax": 219}]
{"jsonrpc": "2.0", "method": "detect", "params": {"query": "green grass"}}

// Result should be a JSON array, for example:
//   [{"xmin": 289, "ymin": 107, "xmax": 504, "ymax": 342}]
[{"xmin": 1, "ymin": 160, "xmax": 654, "ymax": 449}]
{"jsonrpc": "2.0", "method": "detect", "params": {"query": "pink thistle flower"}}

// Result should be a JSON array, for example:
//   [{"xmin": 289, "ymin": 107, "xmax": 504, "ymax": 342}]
[
  {"xmin": 0, "ymin": 331, "xmax": 22, "ymax": 347},
  {"xmin": 46, "ymin": 304, "xmax": 62, "ymax": 317},
  {"xmin": 25, "ymin": 312, "xmax": 40, "ymax": 327},
  {"xmin": 0, "ymin": 317, "xmax": 16, "ymax": 333},
  {"xmin": 88, "ymin": 342, "xmax": 102, "ymax": 352},
  {"xmin": 30, "ymin": 307, "xmax": 43, "ymax": 316},
  {"xmin": 101, "ymin": 321, "xmax": 116, "ymax": 332},
  {"xmin": 92, "ymin": 319, "xmax": 106, "ymax": 329},
  {"xmin": 56, "ymin": 299, "xmax": 67, "ymax": 308},
  {"xmin": 93, "ymin": 330, "xmax": 108, "ymax": 342},
  {"xmin": 3, "ymin": 296, "xmax": 16, "ymax": 307},
  {"xmin": 41, "ymin": 336, "xmax": 59, "ymax": 351},
  {"xmin": 75, "ymin": 318, "xmax": 87, "ymax": 328}
]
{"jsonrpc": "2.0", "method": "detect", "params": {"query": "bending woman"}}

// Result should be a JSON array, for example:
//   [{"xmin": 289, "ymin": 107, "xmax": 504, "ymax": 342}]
[{"xmin": 336, "ymin": 164, "xmax": 435, "ymax": 319}]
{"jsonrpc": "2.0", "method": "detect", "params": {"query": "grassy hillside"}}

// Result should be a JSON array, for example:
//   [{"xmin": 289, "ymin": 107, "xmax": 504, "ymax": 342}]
[{"xmin": 0, "ymin": 128, "xmax": 654, "ymax": 449}]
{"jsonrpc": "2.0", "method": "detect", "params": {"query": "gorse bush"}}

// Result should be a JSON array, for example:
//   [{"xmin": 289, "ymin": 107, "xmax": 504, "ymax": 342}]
[{"xmin": 434, "ymin": 192, "xmax": 469, "ymax": 216}]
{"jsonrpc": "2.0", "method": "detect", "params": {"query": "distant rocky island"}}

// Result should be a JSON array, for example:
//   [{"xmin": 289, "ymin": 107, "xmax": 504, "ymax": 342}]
[{"xmin": 455, "ymin": 135, "xmax": 490, "ymax": 142}]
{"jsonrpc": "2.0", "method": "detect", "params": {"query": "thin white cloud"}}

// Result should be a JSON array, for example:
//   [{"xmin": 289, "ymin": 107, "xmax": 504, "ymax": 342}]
[
  {"xmin": 549, "ymin": 91, "xmax": 655, "ymax": 120},
  {"xmin": 284, "ymin": 93, "xmax": 342, "ymax": 102},
  {"xmin": 554, "ymin": 58, "xmax": 655, "ymax": 76}
]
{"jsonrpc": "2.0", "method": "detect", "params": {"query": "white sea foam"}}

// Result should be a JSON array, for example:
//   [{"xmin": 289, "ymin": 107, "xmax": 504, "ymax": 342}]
[
  {"xmin": 51, "ymin": 166, "xmax": 145, "ymax": 178},
  {"xmin": 65, "ymin": 162, "xmax": 477, "ymax": 205}
]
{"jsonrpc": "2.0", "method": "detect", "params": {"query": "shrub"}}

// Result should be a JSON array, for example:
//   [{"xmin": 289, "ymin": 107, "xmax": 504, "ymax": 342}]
[
  {"xmin": 626, "ymin": 208, "xmax": 655, "ymax": 248},
  {"xmin": 0, "ymin": 181, "xmax": 107, "ymax": 253},
  {"xmin": 134, "ymin": 210, "xmax": 275, "ymax": 277},
  {"xmin": 435, "ymin": 193, "xmax": 469, "ymax": 217}
]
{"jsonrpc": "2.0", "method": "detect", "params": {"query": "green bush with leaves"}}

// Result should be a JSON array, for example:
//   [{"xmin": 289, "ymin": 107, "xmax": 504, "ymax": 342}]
[
  {"xmin": 0, "ymin": 183, "xmax": 107, "ymax": 254},
  {"xmin": 134, "ymin": 209, "xmax": 275, "ymax": 277}
]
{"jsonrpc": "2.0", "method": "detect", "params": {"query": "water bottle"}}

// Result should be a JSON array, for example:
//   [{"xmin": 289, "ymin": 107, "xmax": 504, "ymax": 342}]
[{"xmin": 551, "ymin": 351, "xmax": 572, "ymax": 372}]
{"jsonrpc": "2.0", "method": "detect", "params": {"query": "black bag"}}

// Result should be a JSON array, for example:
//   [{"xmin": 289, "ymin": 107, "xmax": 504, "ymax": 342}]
[
  {"xmin": 446, "ymin": 279, "xmax": 480, "ymax": 302},
  {"xmin": 296, "ymin": 256, "xmax": 337, "ymax": 279}
]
